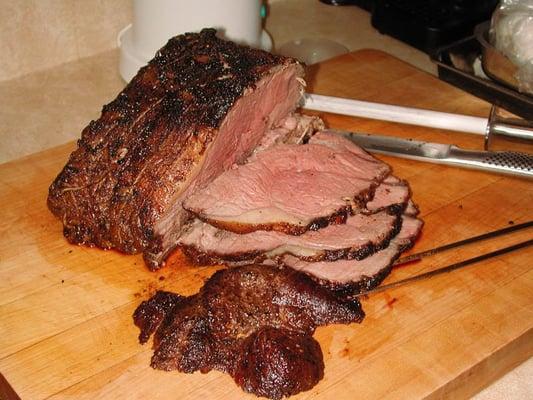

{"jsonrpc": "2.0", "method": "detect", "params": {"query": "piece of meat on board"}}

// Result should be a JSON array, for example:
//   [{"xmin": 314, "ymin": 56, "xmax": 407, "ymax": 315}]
[
  {"xmin": 47, "ymin": 29, "xmax": 304, "ymax": 270},
  {"xmin": 180, "ymin": 210, "xmax": 402, "ymax": 265},
  {"xmin": 366, "ymin": 176, "xmax": 410, "ymax": 214},
  {"xmin": 183, "ymin": 131, "xmax": 391, "ymax": 235},
  {"xmin": 281, "ymin": 215, "xmax": 423, "ymax": 296},
  {"xmin": 133, "ymin": 264, "xmax": 364, "ymax": 399}
]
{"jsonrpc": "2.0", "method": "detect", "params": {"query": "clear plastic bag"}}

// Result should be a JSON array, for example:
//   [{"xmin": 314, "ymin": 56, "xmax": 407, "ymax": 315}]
[{"xmin": 490, "ymin": 0, "xmax": 533, "ymax": 94}]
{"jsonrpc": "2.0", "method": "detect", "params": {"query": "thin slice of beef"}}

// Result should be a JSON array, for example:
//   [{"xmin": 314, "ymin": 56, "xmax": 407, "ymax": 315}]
[
  {"xmin": 47, "ymin": 29, "xmax": 304, "ymax": 270},
  {"xmin": 280, "ymin": 215, "xmax": 423, "ymax": 296},
  {"xmin": 183, "ymin": 131, "xmax": 391, "ymax": 235},
  {"xmin": 366, "ymin": 176, "xmax": 410, "ymax": 214},
  {"xmin": 180, "ymin": 208, "xmax": 402, "ymax": 266},
  {"xmin": 133, "ymin": 264, "xmax": 364, "ymax": 399}
]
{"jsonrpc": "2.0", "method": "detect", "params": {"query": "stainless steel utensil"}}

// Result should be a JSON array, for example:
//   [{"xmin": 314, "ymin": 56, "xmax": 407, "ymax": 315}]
[
  {"xmin": 357, "ymin": 239, "xmax": 533, "ymax": 297},
  {"xmin": 394, "ymin": 220, "xmax": 533, "ymax": 265},
  {"xmin": 333, "ymin": 130, "xmax": 533, "ymax": 179},
  {"xmin": 485, "ymin": 105, "xmax": 533, "ymax": 153}
]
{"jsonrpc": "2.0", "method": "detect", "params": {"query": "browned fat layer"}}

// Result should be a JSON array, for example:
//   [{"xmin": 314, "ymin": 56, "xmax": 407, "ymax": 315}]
[
  {"xmin": 200, "ymin": 204, "xmax": 360, "ymax": 236},
  {"xmin": 48, "ymin": 29, "xmax": 298, "ymax": 262}
]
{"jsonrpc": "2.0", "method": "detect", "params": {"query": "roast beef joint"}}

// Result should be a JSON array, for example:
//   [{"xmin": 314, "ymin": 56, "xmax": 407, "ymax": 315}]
[
  {"xmin": 48, "ymin": 30, "xmax": 423, "ymax": 399},
  {"xmin": 48, "ymin": 28, "xmax": 305, "ymax": 270}
]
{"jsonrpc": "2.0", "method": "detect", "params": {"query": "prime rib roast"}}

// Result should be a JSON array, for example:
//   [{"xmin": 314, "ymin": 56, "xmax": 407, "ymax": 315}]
[
  {"xmin": 48, "ymin": 28, "xmax": 305, "ymax": 270},
  {"xmin": 48, "ymin": 30, "xmax": 423, "ymax": 399}
]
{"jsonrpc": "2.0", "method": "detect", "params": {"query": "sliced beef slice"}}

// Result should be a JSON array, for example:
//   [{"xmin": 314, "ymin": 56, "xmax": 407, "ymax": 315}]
[
  {"xmin": 180, "ymin": 208, "xmax": 403, "ymax": 266},
  {"xmin": 183, "ymin": 131, "xmax": 391, "ymax": 235},
  {"xmin": 281, "ymin": 215, "xmax": 423, "ymax": 295},
  {"xmin": 47, "ymin": 29, "xmax": 304, "ymax": 269},
  {"xmin": 366, "ymin": 176, "xmax": 410, "ymax": 214},
  {"xmin": 134, "ymin": 264, "xmax": 364, "ymax": 399}
]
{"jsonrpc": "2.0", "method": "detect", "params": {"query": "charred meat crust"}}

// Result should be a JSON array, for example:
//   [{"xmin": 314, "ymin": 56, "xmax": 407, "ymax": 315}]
[
  {"xmin": 180, "ymin": 210, "xmax": 404, "ymax": 266},
  {"xmin": 133, "ymin": 290, "xmax": 185, "ymax": 344},
  {"xmin": 133, "ymin": 264, "xmax": 364, "ymax": 399},
  {"xmin": 47, "ymin": 28, "xmax": 296, "ymax": 265},
  {"xmin": 234, "ymin": 327, "xmax": 324, "ymax": 400}
]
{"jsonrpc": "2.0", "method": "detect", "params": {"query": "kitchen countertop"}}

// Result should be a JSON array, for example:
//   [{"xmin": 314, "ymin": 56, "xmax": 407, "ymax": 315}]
[
  {"xmin": 0, "ymin": 2, "xmax": 531, "ymax": 398},
  {"xmin": 0, "ymin": 50, "xmax": 123, "ymax": 164}
]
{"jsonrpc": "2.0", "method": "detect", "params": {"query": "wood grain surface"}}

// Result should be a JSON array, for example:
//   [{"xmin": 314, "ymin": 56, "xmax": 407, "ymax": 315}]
[{"xmin": 0, "ymin": 50, "xmax": 531, "ymax": 399}]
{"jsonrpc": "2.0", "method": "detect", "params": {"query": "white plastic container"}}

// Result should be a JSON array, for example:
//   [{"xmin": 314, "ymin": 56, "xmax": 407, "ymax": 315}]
[{"xmin": 118, "ymin": 0, "xmax": 272, "ymax": 82}]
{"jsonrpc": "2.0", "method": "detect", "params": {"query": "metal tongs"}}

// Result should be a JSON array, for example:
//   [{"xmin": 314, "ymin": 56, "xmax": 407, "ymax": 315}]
[{"xmin": 356, "ymin": 221, "xmax": 533, "ymax": 297}]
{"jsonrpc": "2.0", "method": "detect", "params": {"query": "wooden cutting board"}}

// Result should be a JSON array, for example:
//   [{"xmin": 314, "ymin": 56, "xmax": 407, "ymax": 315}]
[{"xmin": 0, "ymin": 50, "xmax": 531, "ymax": 400}]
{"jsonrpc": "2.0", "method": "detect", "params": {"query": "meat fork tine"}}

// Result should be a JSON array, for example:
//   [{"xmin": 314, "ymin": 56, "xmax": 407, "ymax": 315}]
[
  {"xmin": 359, "ymin": 239, "xmax": 533, "ymax": 297},
  {"xmin": 394, "ymin": 220, "xmax": 533, "ymax": 266}
]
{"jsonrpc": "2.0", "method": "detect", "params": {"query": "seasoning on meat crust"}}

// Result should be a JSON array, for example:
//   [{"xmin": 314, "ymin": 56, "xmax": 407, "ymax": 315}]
[{"xmin": 133, "ymin": 264, "xmax": 364, "ymax": 399}]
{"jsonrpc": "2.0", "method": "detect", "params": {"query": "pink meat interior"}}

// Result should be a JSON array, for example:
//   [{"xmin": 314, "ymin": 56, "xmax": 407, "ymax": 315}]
[{"xmin": 155, "ymin": 64, "xmax": 303, "ymax": 249}]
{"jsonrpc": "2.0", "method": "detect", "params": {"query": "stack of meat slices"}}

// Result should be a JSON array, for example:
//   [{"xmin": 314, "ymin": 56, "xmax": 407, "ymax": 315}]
[{"xmin": 179, "ymin": 128, "xmax": 423, "ymax": 295}]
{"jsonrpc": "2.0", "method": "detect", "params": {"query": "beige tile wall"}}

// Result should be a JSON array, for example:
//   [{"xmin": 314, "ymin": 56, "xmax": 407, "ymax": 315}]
[{"xmin": 0, "ymin": 0, "xmax": 131, "ymax": 81}]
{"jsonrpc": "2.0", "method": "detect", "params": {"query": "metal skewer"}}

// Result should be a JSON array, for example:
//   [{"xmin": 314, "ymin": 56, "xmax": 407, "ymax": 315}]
[
  {"xmin": 395, "ymin": 220, "xmax": 533, "ymax": 265},
  {"xmin": 358, "ymin": 239, "xmax": 533, "ymax": 297}
]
